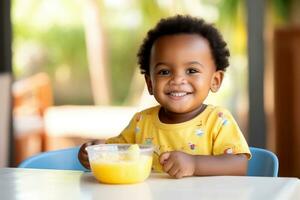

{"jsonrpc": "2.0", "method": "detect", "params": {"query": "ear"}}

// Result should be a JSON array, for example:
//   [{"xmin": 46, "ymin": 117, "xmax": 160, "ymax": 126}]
[
  {"xmin": 210, "ymin": 70, "xmax": 224, "ymax": 93},
  {"xmin": 144, "ymin": 74, "xmax": 153, "ymax": 95}
]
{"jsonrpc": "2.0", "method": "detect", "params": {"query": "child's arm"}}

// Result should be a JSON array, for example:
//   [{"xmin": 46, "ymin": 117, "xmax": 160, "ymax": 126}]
[
  {"xmin": 159, "ymin": 151, "xmax": 248, "ymax": 178},
  {"xmin": 78, "ymin": 140, "xmax": 105, "ymax": 169},
  {"xmin": 78, "ymin": 113, "xmax": 139, "ymax": 169}
]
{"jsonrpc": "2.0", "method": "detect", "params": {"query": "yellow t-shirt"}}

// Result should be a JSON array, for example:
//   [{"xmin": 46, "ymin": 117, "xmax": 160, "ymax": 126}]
[{"xmin": 106, "ymin": 105, "xmax": 251, "ymax": 172}]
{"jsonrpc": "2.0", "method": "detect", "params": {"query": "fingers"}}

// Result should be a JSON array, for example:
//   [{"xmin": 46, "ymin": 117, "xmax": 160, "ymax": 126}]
[
  {"xmin": 86, "ymin": 140, "xmax": 98, "ymax": 146},
  {"xmin": 78, "ymin": 145, "xmax": 90, "ymax": 169},
  {"xmin": 162, "ymin": 157, "xmax": 174, "ymax": 173},
  {"xmin": 78, "ymin": 140, "xmax": 106, "ymax": 169},
  {"xmin": 160, "ymin": 152, "xmax": 176, "ymax": 175},
  {"xmin": 168, "ymin": 165, "xmax": 180, "ymax": 177},
  {"xmin": 161, "ymin": 158, "xmax": 183, "ymax": 178},
  {"xmin": 78, "ymin": 154, "xmax": 90, "ymax": 169},
  {"xmin": 91, "ymin": 139, "xmax": 106, "ymax": 145},
  {"xmin": 174, "ymin": 170, "xmax": 184, "ymax": 179},
  {"xmin": 159, "ymin": 151, "xmax": 193, "ymax": 178},
  {"xmin": 159, "ymin": 152, "xmax": 170, "ymax": 165},
  {"xmin": 78, "ymin": 141, "xmax": 96, "ymax": 169}
]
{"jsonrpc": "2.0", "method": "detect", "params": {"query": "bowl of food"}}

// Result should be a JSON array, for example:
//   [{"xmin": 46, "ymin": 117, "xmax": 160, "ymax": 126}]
[{"xmin": 86, "ymin": 144, "xmax": 153, "ymax": 184}]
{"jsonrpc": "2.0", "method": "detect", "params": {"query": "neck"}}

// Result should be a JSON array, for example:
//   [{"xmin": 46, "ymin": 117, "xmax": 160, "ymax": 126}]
[{"xmin": 159, "ymin": 104, "xmax": 206, "ymax": 124}]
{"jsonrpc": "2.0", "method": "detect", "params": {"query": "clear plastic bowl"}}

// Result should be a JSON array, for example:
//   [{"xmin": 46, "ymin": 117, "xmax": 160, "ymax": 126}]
[{"xmin": 86, "ymin": 144, "xmax": 153, "ymax": 184}]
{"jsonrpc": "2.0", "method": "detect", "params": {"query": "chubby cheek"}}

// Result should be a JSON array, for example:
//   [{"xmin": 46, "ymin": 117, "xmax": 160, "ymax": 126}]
[
  {"xmin": 194, "ymin": 77, "xmax": 210, "ymax": 89},
  {"xmin": 152, "ymin": 85, "xmax": 168, "ymax": 103},
  {"xmin": 152, "ymin": 78, "xmax": 167, "ymax": 91},
  {"xmin": 153, "ymin": 86, "xmax": 165, "ymax": 99}
]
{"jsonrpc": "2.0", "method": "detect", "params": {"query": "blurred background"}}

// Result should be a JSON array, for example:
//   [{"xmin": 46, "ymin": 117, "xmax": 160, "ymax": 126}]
[{"xmin": 1, "ymin": 0, "xmax": 299, "ymax": 177}]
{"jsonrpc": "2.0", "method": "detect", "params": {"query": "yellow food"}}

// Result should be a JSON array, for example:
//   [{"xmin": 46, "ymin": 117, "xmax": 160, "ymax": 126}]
[
  {"xmin": 126, "ymin": 144, "xmax": 140, "ymax": 160},
  {"xmin": 90, "ymin": 155, "xmax": 152, "ymax": 184}
]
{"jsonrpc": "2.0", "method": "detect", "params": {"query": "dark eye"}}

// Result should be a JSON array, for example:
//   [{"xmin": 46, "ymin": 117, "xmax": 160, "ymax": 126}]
[
  {"xmin": 186, "ymin": 68, "xmax": 199, "ymax": 74},
  {"xmin": 158, "ymin": 69, "xmax": 170, "ymax": 76}
]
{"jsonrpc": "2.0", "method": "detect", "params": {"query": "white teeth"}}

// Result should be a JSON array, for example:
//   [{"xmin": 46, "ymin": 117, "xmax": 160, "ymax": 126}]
[{"xmin": 169, "ymin": 92, "xmax": 187, "ymax": 97}]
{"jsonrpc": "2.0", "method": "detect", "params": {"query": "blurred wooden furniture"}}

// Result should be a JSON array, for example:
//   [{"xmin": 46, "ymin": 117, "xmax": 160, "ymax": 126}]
[
  {"xmin": 13, "ymin": 73, "xmax": 53, "ymax": 117},
  {"xmin": 0, "ymin": 74, "xmax": 12, "ymax": 167},
  {"xmin": 274, "ymin": 27, "xmax": 300, "ymax": 177},
  {"xmin": 12, "ymin": 73, "xmax": 53, "ymax": 166}
]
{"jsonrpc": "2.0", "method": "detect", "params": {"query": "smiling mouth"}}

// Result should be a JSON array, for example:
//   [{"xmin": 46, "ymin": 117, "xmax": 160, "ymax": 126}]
[{"xmin": 167, "ymin": 92, "xmax": 192, "ymax": 97}]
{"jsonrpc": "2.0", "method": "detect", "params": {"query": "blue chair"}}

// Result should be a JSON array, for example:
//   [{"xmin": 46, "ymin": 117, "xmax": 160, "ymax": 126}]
[
  {"xmin": 19, "ymin": 146, "xmax": 279, "ymax": 176},
  {"xmin": 18, "ymin": 147, "xmax": 87, "ymax": 171},
  {"xmin": 247, "ymin": 147, "xmax": 279, "ymax": 177}
]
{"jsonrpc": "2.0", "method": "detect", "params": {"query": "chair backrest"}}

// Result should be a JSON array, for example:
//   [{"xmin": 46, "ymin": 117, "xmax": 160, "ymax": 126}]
[
  {"xmin": 247, "ymin": 147, "xmax": 279, "ymax": 177},
  {"xmin": 18, "ymin": 147, "xmax": 87, "ymax": 171},
  {"xmin": 19, "ymin": 146, "xmax": 279, "ymax": 176}
]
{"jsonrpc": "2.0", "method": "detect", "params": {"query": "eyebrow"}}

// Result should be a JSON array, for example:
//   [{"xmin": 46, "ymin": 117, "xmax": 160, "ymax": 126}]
[
  {"xmin": 185, "ymin": 61, "xmax": 205, "ymax": 68},
  {"xmin": 154, "ymin": 61, "xmax": 205, "ymax": 68},
  {"xmin": 154, "ymin": 62, "xmax": 170, "ymax": 69}
]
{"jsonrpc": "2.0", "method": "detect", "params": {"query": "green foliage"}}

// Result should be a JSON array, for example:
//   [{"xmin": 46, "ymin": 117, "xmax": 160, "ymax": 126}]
[
  {"xmin": 272, "ymin": 0, "xmax": 292, "ymax": 22},
  {"xmin": 108, "ymin": 28, "xmax": 141, "ymax": 105},
  {"xmin": 97, "ymin": 0, "xmax": 169, "ymax": 105},
  {"xmin": 12, "ymin": 0, "xmax": 92, "ymax": 104},
  {"xmin": 217, "ymin": 0, "xmax": 242, "ymax": 26},
  {"xmin": 11, "ymin": 0, "xmax": 259, "ymax": 107}
]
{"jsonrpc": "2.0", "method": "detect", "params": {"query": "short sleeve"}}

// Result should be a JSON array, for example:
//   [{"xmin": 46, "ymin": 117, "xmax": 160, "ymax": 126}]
[
  {"xmin": 212, "ymin": 109, "xmax": 251, "ymax": 159},
  {"xmin": 105, "ymin": 113, "xmax": 138, "ymax": 144}
]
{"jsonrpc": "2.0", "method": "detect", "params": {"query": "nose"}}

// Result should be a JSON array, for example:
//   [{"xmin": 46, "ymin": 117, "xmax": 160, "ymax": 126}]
[{"xmin": 169, "ymin": 73, "xmax": 187, "ymax": 85}]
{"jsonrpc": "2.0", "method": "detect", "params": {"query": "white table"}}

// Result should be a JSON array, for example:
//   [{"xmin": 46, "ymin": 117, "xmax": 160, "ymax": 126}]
[{"xmin": 0, "ymin": 168, "xmax": 299, "ymax": 200}]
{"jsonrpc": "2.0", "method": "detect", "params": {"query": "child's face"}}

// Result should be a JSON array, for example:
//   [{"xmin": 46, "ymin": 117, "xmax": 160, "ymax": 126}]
[{"xmin": 145, "ymin": 34, "xmax": 223, "ymax": 114}]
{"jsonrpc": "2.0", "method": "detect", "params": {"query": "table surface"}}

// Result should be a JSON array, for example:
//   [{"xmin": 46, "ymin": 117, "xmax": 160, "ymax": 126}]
[{"xmin": 0, "ymin": 168, "xmax": 299, "ymax": 200}]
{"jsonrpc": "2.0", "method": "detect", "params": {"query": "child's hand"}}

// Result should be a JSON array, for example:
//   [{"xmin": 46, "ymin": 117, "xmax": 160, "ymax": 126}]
[
  {"xmin": 159, "ymin": 151, "xmax": 196, "ymax": 178},
  {"xmin": 78, "ymin": 140, "xmax": 105, "ymax": 169}
]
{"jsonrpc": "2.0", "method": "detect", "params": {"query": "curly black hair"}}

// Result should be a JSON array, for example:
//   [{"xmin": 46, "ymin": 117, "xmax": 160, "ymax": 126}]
[{"xmin": 137, "ymin": 15, "xmax": 230, "ymax": 75}]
